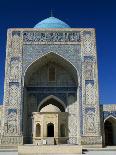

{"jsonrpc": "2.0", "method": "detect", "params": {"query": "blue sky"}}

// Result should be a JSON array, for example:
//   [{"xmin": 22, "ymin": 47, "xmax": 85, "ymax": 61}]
[{"xmin": 0, "ymin": 0, "xmax": 115, "ymax": 104}]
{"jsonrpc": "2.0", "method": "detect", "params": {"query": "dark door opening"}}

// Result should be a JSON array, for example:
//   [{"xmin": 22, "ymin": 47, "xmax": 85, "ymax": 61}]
[
  {"xmin": 105, "ymin": 120, "xmax": 113, "ymax": 146},
  {"xmin": 47, "ymin": 123, "xmax": 54, "ymax": 137}
]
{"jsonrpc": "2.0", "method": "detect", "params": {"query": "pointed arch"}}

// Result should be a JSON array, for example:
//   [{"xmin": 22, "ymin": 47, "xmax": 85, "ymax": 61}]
[
  {"xmin": 38, "ymin": 95, "xmax": 66, "ymax": 112},
  {"xmin": 104, "ymin": 115, "xmax": 116, "ymax": 123}
]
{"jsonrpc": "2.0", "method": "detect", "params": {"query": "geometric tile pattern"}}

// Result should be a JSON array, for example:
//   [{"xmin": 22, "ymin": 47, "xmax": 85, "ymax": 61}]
[
  {"xmin": 9, "ymin": 84, "xmax": 19, "ymax": 105},
  {"xmin": 81, "ymin": 30, "xmax": 101, "ymax": 141},
  {"xmin": 83, "ymin": 31, "xmax": 92, "ymax": 55},
  {"xmin": 85, "ymin": 82, "xmax": 94, "ymax": 105},
  {"xmin": 12, "ymin": 33, "xmax": 20, "ymax": 57},
  {"xmin": 10, "ymin": 59, "xmax": 19, "ymax": 80},
  {"xmin": 85, "ymin": 107, "xmax": 96, "ymax": 134},
  {"xmin": 84, "ymin": 58, "xmax": 93, "ymax": 80},
  {"xmin": 2, "ymin": 30, "xmax": 23, "ymax": 144}
]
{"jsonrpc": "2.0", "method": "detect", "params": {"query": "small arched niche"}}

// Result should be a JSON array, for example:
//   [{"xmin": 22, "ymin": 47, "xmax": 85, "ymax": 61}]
[
  {"xmin": 36, "ymin": 123, "xmax": 41, "ymax": 137},
  {"xmin": 104, "ymin": 116, "xmax": 116, "ymax": 146}
]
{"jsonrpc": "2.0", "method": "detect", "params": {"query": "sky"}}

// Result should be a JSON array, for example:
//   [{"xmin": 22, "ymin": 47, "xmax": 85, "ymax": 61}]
[{"xmin": 0, "ymin": 0, "xmax": 115, "ymax": 104}]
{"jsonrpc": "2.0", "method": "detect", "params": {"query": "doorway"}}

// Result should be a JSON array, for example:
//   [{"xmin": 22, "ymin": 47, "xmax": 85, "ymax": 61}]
[
  {"xmin": 104, "ymin": 120, "xmax": 113, "ymax": 145},
  {"xmin": 47, "ymin": 123, "xmax": 54, "ymax": 137}
]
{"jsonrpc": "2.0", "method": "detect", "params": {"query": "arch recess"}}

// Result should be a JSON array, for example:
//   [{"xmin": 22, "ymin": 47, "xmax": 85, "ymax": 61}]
[
  {"xmin": 104, "ymin": 116, "xmax": 116, "ymax": 146},
  {"xmin": 24, "ymin": 52, "xmax": 79, "ymax": 86},
  {"xmin": 23, "ymin": 52, "xmax": 79, "ymax": 143}
]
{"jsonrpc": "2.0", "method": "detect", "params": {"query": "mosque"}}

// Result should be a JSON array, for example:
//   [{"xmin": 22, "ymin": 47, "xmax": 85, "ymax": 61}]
[{"xmin": 0, "ymin": 16, "xmax": 116, "ymax": 150}]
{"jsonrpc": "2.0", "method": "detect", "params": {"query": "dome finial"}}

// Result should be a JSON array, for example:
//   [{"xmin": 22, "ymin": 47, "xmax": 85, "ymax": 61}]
[{"xmin": 51, "ymin": 9, "xmax": 53, "ymax": 17}]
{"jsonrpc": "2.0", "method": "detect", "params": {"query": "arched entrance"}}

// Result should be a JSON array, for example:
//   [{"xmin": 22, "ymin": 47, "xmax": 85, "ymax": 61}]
[
  {"xmin": 104, "ymin": 116, "xmax": 116, "ymax": 146},
  {"xmin": 23, "ymin": 52, "xmax": 78, "ymax": 144},
  {"xmin": 47, "ymin": 123, "xmax": 54, "ymax": 137}
]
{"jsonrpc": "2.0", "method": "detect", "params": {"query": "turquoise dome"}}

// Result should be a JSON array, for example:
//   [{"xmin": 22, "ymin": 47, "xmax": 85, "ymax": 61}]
[{"xmin": 34, "ymin": 17, "xmax": 70, "ymax": 28}]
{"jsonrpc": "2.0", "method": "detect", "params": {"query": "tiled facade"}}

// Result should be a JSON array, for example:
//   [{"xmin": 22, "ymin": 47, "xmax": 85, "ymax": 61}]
[{"xmin": 0, "ymin": 24, "xmax": 116, "ymax": 147}]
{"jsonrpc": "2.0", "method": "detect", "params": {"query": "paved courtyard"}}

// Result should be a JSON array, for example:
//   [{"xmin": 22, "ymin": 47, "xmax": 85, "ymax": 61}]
[{"xmin": 0, "ymin": 151, "xmax": 116, "ymax": 155}]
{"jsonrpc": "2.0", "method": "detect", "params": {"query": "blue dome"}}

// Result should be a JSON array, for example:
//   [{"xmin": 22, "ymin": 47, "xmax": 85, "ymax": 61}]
[{"xmin": 34, "ymin": 17, "xmax": 70, "ymax": 28}]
